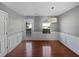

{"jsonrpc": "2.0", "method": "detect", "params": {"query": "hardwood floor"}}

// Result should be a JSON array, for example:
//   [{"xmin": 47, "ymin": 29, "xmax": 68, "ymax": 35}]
[{"xmin": 5, "ymin": 40, "xmax": 79, "ymax": 57}]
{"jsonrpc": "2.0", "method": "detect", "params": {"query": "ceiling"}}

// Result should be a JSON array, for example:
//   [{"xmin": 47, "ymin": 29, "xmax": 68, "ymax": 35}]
[{"xmin": 2, "ymin": 2, "xmax": 79, "ymax": 16}]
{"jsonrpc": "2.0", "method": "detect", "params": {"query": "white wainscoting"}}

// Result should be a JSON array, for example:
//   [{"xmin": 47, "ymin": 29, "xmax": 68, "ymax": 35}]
[
  {"xmin": 59, "ymin": 32, "xmax": 79, "ymax": 55},
  {"xmin": 25, "ymin": 32, "xmax": 59, "ymax": 40},
  {"xmin": 7, "ymin": 32, "xmax": 22, "ymax": 53}
]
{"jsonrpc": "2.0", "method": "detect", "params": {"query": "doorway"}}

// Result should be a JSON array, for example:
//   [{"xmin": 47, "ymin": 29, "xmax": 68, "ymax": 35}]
[{"xmin": 26, "ymin": 22, "xmax": 32, "ymax": 36}]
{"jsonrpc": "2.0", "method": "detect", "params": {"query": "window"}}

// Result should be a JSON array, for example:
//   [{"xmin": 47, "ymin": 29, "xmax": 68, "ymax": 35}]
[
  {"xmin": 42, "ymin": 23, "xmax": 51, "ymax": 34},
  {"xmin": 26, "ymin": 23, "xmax": 32, "ymax": 29}
]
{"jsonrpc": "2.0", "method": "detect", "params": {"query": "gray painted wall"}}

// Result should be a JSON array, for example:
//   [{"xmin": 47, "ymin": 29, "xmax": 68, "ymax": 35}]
[
  {"xmin": 59, "ymin": 5, "xmax": 79, "ymax": 37},
  {"xmin": 33, "ymin": 16, "xmax": 59, "ymax": 32},
  {"xmin": 34, "ymin": 16, "xmax": 42, "ymax": 32},
  {"xmin": 51, "ymin": 21, "xmax": 59, "ymax": 32}
]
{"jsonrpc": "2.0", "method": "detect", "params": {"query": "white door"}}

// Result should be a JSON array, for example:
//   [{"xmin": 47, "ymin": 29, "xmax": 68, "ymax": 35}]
[
  {"xmin": 0, "ymin": 21, "xmax": 7, "ymax": 56},
  {"xmin": 0, "ymin": 22, "xmax": 5, "ymax": 35},
  {"xmin": 0, "ymin": 35, "xmax": 7, "ymax": 56},
  {"xmin": 0, "ymin": 10, "xmax": 8, "ymax": 56},
  {"xmin": 0, "ymin": 38, "xmax": 2, "ymax": 56}
]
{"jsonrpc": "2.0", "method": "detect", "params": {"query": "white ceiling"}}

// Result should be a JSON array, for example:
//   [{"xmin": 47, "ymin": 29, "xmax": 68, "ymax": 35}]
[{"xmin": 2, "ymin": 2, "xmax": 79, "ymax": 16}]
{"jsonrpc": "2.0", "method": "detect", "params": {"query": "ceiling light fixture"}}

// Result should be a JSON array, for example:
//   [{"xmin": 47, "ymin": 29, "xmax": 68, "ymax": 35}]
[
  {"xmin": 48, "ymin": 17, "xmax": 57, "ymax": 23},
  {"xmin": 51, "ymin": 6, "xmax": 54, "ymax": 10}
]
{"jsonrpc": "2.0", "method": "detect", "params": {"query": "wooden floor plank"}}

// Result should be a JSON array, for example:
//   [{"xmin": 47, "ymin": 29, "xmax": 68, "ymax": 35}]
[{"xmin": 5, "ymin": 40, "xmax": 79, "ymax": 57}]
